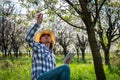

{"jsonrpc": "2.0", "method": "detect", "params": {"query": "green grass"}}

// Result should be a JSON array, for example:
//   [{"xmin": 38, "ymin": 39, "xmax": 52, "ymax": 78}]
[{"xmin": 0, "ymin": 54, "xmax": 120, "ymax": 80}]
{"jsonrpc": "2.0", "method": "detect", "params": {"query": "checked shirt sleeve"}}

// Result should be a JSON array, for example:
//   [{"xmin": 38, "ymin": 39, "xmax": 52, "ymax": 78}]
[{"xmin": 25, "ymin": 23, "xmax": 40, "ymax": 51}]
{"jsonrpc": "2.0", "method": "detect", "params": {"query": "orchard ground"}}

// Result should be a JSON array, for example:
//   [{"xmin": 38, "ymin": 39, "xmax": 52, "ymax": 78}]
[{"xmin": 0, "ymin": 53, "xmax": 120, "ymax": 80}]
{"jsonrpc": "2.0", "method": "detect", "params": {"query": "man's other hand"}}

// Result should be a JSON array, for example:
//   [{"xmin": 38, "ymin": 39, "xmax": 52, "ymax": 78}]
[{"xmin": 64, "ymin": 58, "xmax": 71, "ymax": 64}]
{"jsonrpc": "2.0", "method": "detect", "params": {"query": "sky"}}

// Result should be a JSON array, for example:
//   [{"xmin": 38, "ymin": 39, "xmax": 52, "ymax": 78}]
[
  {"xmin": 3, "ymin": 0, "xmax": 27, "ymax": 14},
  {"xmin": 12, "ymin": 0, "xmax": 27, "ymax": 14}
]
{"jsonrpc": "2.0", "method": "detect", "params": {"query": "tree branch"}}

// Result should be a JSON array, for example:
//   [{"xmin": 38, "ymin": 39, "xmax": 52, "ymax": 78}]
[
  {"xmin": 94, "ymin": 0, "xmax": 107, "ymax": 23},
  {"xmin": 65, "ymin": 0, "xmax": 82, "ymax": 15},
  {"xmin": 95, "ymin": 0, "xmax": 98, "ymax": 13},
  {"xmin": 56, "ymin": 13, "xmax": 86, "ymax": 30},
  {"xmin": 78, "ymin": 0, "xmax": 89, "ymax": 13},
  {"xmin": 98, "ymin": 0, "xmax": 107, "ymax": 12},
  {"xmin": 111, "ymin": 27, "xmax": 119, "ymax": 36},
  {"xmin": 111, "ymin": 35, "xmax": 120, "ymax": 42}
]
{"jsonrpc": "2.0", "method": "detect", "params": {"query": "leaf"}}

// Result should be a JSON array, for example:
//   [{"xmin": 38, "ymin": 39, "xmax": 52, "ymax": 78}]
[
  {"xmin": 63, "ymin": 15, "xmax": 70, "ymax": 21},
  {"xmin": 24, "ymin": 22, "xmax": 29, "ymax": 26}
]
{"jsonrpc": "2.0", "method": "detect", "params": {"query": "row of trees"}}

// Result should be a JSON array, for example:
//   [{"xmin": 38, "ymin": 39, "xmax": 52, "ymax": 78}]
[
  {"xmin": 0, "ymin": 1, "xmax": 27, "ymax": 57},
  {"xmin": 0, "ymin": 0, "xmax": 89, "ymax": 59}
]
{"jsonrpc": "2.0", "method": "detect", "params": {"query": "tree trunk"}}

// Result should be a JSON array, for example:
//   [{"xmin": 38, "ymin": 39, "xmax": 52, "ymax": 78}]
[
  {"xmin": 4, "ymin": 48, "xmax": 7, "ymax": 57},
  {"xmin": 8, "ymin": 49, "xmax": 12, "ymax": 57},
  {"xmin": 63, "ymin": 47, "xmax": 67, "ymax": 57},
  {"xmin": 86, "ymin": 26, "xmax": 106, "ymax": 80},
  {"xmin": 29, "ymin": 50, "xmax": 31, "ymax": 56},
  {"xmin": 81, "ymin": 49, "xmax": 85, "ymax": 61},
  {"xmin": 105, "ymin": 50, "xmax": 110, "ymax": 65},
  {"xmin": 101, "ymin": 43, "xmax": 111, "ymax": 65},
  {"xmin": 76, "ymin": 48, "xmax": 79, "ymax": 58},
  {"xmin": 80, "ymin": 10, "xmax": 106, "ymax": 79},
  {"xmin": 14, "ymin": 49, "xmax": 18, "ymax": 57},
  {"xmin": 19, "ymin": 50, "xmax": 22, "ymax": 56},
  {"xmin": 16, "ymin": 50, "xmax": 18, "ymax": 57}
]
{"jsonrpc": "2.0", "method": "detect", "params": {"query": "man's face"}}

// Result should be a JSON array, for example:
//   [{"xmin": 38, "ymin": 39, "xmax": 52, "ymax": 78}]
[{"xmin": 40, "ymin": 34, "xmax": 51, "ymax": 44}]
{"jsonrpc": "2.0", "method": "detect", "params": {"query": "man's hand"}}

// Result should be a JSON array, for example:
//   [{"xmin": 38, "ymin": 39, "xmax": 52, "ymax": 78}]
[
  {"xmin": 64, "ymin": 58, "xmax": 71, "ymax": 64},
  {"xmin": 37, "ymin": 13, "xmax": 43, "ymax": 25}
]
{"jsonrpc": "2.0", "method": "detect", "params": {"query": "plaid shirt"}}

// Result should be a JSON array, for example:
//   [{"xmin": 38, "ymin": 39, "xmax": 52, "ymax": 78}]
[{"xmin": 25, "ymin": 24, "xmax": 56, "ymax": 80}]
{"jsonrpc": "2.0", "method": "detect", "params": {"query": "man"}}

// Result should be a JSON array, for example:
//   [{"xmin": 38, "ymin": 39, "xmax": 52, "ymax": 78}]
[{"xmin": 25, "ymin": 13, "xmax": 70, "ymax": 80}]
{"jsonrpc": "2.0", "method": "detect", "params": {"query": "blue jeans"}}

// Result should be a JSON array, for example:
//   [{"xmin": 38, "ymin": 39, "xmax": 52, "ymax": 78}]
[{"xmin": 37, "ymin": 64, "xmax": 70, "ymax": 80}]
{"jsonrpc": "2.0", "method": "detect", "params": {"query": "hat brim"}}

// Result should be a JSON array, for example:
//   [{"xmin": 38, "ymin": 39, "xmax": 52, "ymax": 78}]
[{"xmin": 34, "ymin": 30, "xmax": 55, "ymax": 47}]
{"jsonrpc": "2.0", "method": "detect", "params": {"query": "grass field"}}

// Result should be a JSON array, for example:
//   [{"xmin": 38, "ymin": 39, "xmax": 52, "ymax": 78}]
[{"xmin": 0, "ymin": 54, "xmax": 120, "ymax": 80}]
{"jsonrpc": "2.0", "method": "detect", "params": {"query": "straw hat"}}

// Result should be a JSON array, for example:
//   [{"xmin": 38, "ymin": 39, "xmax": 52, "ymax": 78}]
[{"xmin": 34, "ymin": 30, "xmax": 55, "ymax": 48}]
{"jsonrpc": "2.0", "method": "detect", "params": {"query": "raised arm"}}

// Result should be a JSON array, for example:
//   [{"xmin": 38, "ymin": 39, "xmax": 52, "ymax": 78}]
[
  {"xmin": 25, "ymin": 23, "xmax": 40, "ymax": 45},
  {"xmin": 25, "ymin": 13, "xmax": 43, "ymax": 50}
]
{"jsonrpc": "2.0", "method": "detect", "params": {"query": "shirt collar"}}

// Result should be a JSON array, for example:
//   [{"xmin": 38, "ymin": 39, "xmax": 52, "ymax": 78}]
[{"xmin": 41, "ymin": 43, "xmax": 52, "ymax": 53}]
